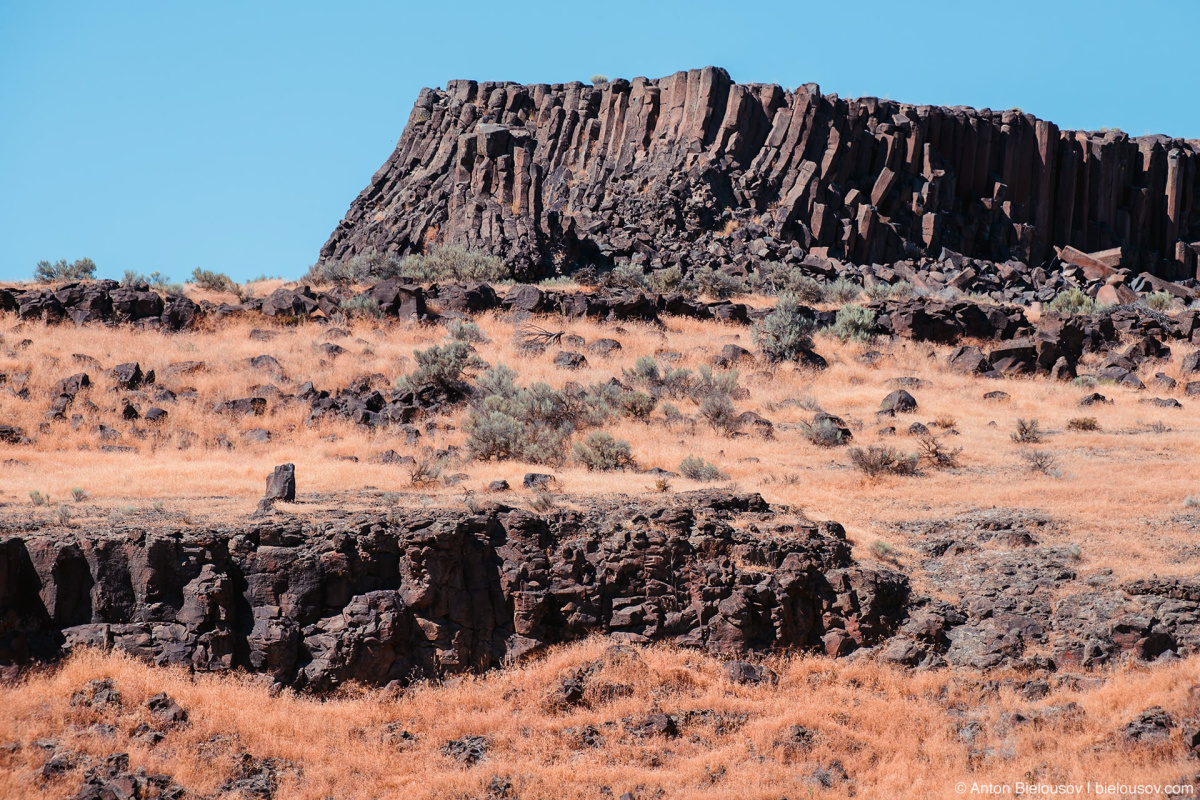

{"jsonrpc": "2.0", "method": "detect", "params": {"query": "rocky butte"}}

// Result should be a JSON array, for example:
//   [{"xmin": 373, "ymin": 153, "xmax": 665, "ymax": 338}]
[{"xmin": 320, "ymin": 66, "xmax": 1200, "ymax": 281}]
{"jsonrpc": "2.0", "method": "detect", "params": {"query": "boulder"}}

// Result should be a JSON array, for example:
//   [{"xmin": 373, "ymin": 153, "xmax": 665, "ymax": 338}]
[
  {"xmin": 587, "ymin": 338, "xmax": 622, "ymax": 357},
  {"xmin": 880, "ymin": 389, "xmax": 918, "ymax": 413},
  {"xmin": 265, "ymin": 464, "xmax": 296, "ymax": 502},
  {"xmin": 946, "ymin": 346, "xmax": 992, "ymax": 375},
  {"xmin": 523, "ymin": 473, "xmax": 555, "ymax": 490},
  {"xmin": 109, "ymin": 363, "xmax": 144, "ymax": 390},
  {"xmin": 552, "ymin": 351, "xmax": 587, "ymax": 370}
]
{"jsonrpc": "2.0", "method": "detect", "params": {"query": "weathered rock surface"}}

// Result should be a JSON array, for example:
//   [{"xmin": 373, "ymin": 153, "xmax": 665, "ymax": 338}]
[
  {"xmin": 1, "ymin": 492, "xmax": 908, "ymax": 690},
  {"xmin": 880, "ymin": 509, "xmax": 1200, "ymax": 670},
  {"xmin": 2, "ymin": 495, "xmax": 1190, "ymax": 691},
  {"xmin": 320, "ymin": 67, "xmax": 1200, "ymax": 280}
]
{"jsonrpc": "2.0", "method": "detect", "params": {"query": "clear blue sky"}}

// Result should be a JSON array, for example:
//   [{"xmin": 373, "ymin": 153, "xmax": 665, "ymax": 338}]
[{"xmin": 2, "ymin": 0, "xmax": 1196, "ymax": 283}]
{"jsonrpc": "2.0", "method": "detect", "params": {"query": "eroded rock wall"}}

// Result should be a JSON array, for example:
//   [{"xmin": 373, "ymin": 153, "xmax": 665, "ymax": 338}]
[
  {"xmin": 0, "ymin": 493, "xmax": 907, "ymax": 689},
  {"xmin": 321, "ymin": 67, "xmax": 1200, "ymax": 279},
  {"xmin": 3, "ymin": 495, "xmax": 1195, "ymax": 688}
]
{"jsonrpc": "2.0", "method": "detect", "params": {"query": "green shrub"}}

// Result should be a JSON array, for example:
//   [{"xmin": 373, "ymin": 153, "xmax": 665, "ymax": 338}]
[
  {"xmin": 864, "ymin": 283, "xmax": 892, "ymax": 302},
  {"xmin": 829, "ymin": 303, "xmax": 877, "ymax": 343},
  {"xmin": 699, "ymin": 394, "xmax": 741, "ymax": 436},
  {"xmin": 303, "ymin": 257, "xmax": 373, "ymax": 286},
  {"xmin": 619, "ymin": 390, "xmax": 657, "ymax": 421},
  {"xmin": 339, "ymin": 295, "xmax": 383, "ymax": 318},
  {"xmin": 802, "ymin": 417, "xmax": 848, "ymax": 447},
  {"xmin": 35, "ymin": 258, "xmax": 96, "ymax": 283},
  {"xmin": 1011, "ymin": 418, "xmax": 1043, "ymax": 443},
  {"xmin": 679, "ymin": 456, "xmax": 727, "ymax": 482},
  {"xmin": 56, "ymin": 505, "xmax": 71, "ymax": 526},
  {"xmin": 397, "ymin": 341, "xmax": 486, "ymax": 392},
  {"xmin": 623, "ymin": 356, "xmax": 697, "ymax": 400},
  {"xmin": 645, "ymin": 265, "xmax": 683, "ymax": 293},
  {"xmin": 29, "ymin": 490, "xmax": 48, "ymax": 506},
  {"xmin": 71, "ymin": 487, "xmax": 89, "ymax": 502},
  {"xmin": 686, "ymin": 266, "xmax": 746, "ymax": 298},
  {"xmin": 659, "ymin": 366, "xmax": 695, "ymax": 399},
  {"xmin": 870, "ymin": 539, "xmax": 897, "ymax": 562},
  {"xmin": 464, "ymin": 408, "xmax": 529, "ymax": 462},
  {"xmin": 573, "ymin": 432, "xmax": 635, "ymax": 471},
  {"xmin": 602, "ymin": 263, "xmax": 647, "ymax": 290},
  {"xmin": 825, "ymin": 277, "xmax": 861, "ymax": 304},
  {"xmin": 590, "ymin": 74, "xmax": 609, "ymax": 85},
  {"xmin": 753, "ymin": 293, "xmax": 816, "ymax": 362},
  {"xmin": 1144, "ymin": 291, "xmax": 1173, "ymax": 311},
  {"xmin": 848, "ymin": 445, "xmax": 918, "ymax": 477},
  {"xmin": 446, "ymin": 319, "xmax": 488, "ymax": 343},
  {"xmin": 190, "ymin": 268, "xmax": 239, "ymax": 294},
  {"xmin": 749, "ymin": 264, "xmax": 825, "ymax": 302},
  {"xmin": 122, "ymin": 270, "xmax": 183, "ymax": 294},
  {"xmin": 1047, "ymin": 287, "xmax": 1096, "ymax": 316},
  {"xmin": 464, "ymin": 366, "xmax": 618, "ymax": 465},
  {"xmin": 305, "ymin": 246, "xmax": 513, "ymax": 287},
  {"xmin": 474, "ymin": 363, "xmax": 521, "ymax": 399},
  {"xmin": 623, "ymin": 355, "xmax": 660, "ymax": 386},
  {"xmin": 395, "ymin": 245, "xmax": 511, "ymax": 283},
  {"xmin": 690, "ymin": 365, "xmax": 740, "ymax": 402}
]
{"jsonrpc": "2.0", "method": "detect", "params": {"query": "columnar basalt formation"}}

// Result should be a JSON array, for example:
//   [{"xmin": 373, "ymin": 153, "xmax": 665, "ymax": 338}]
[{"xmin": 320, "ymin": 67, "xmax": 1200, "ymax": 280}]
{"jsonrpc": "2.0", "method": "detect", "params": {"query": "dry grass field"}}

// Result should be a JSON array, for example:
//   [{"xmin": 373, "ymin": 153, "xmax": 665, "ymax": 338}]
[
  {"xmin": 3, "ymin": 292, "xmax": 1199, "ymax": 586},
  {"xmin": 1, "ymin": 641, "xmax": 1196, "ymax": 800},
  {"xmin": 4, "ymin": 289, "xmax": 1200, "ymax": 798}
]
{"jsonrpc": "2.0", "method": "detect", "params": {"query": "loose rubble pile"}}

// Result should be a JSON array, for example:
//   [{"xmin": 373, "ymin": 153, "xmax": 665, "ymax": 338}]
[
  {"xmin": 319, "ymin": 66, "xmax": 1200, "ymax": 281},
  {"xmin": 1, "ymin": 493, "xmax": 1192, "ymax": 691}
]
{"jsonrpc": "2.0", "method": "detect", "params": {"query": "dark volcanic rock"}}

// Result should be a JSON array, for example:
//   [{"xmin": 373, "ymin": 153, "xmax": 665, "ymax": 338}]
[
  {"xmin": 265, "ymin": 464, "xmax": 296, "ymax": 502},
  {"xmin": 318, "ymin": 68, "xmax": 1200, "ymax": 282},
  {"xmin": 552, "ymin": 351, "xmax": 588, "ymax": 370},
  {"xmin": 880, "ymin": 389, "xmax": 918, "ymax": 413},
  {"xmin": 0, "ymin": 492, "xmax": 910, "ymax": 690}
]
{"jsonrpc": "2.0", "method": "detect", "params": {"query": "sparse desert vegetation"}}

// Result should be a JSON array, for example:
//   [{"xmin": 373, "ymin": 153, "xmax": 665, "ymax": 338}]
[
  {"xmin": 5, "ymin": 60, "xmax": 1200, "ymax": 800},
  {"xmin": 1, "ymin": 644, "xmax": 1196, "ymax": 800}
]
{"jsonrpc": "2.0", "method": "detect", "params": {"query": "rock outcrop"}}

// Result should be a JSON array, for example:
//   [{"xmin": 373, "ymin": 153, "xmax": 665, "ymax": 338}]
[
  {"xmin": 3, "ymin": 494, "xmax": 1193, "ymax": 690},
  {"xmin": 320, "ymin": 66, "xmax": 1200, "ymax": 280},
  {"xmin": 0, "ymin": 493, "xmax": 908, "ymax": 690}
]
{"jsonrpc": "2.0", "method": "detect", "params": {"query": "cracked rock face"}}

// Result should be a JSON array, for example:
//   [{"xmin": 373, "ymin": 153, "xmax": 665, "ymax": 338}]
[
  {"xmin": 0, "ymin": 492, "xmax": 907, "ymax": 690},
  {"xmin": 2, "ymin": 497, "xmax": 1195, "ymax": 690},
  {"xmin": 320, "ymin": 66, "xmax": 1200, "ymax": 279},
  {"xmin": 879, "ymin": 510, "xmax": 1199, "ymax": 670}
]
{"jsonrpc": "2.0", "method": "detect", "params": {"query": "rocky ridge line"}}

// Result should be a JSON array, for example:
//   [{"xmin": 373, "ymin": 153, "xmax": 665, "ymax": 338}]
[{"xmin": 320, "ymin": 66, "xmax": 1200, "ymax": 280}]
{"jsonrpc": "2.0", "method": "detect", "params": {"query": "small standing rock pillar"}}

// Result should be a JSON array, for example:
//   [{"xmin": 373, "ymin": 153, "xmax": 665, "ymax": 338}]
[{"xmin": 265, "ymin": 463, "xmax": 296, "ymax": 502}]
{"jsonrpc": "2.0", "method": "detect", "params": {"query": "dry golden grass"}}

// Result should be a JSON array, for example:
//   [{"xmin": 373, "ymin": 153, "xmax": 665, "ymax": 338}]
[
  {"xmin": 1, "ymin": 642, "xmax": 1196, "ymax": 799},
  {"xmin": 4, "ymin": 305, "xmax": 1200, "ymax": 797},
  {"xmin": 3, "ymin": 305, "xmax": 1199, "ymax": 587}
]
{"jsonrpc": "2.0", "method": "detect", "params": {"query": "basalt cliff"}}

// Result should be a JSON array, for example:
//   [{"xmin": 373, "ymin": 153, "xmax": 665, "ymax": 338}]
[{"xmin": 320, "ymin": 66, "xmax": 1200, "ymax": 280}]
